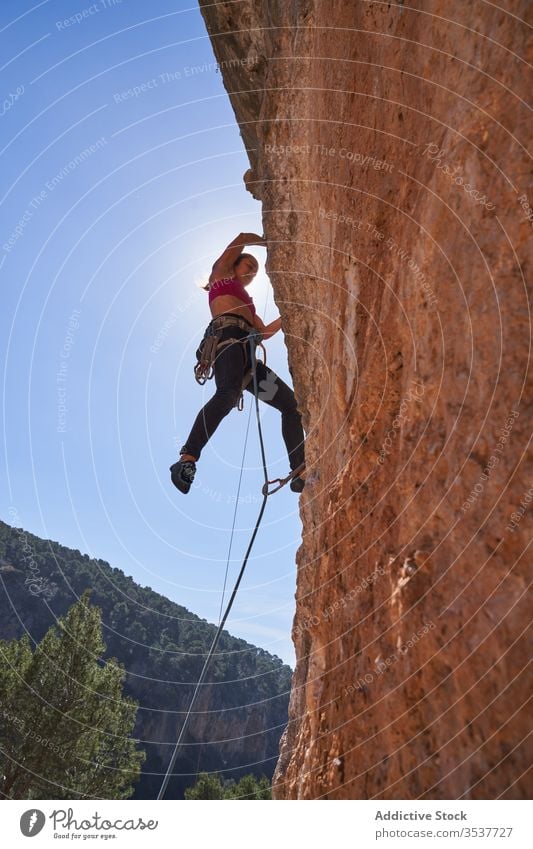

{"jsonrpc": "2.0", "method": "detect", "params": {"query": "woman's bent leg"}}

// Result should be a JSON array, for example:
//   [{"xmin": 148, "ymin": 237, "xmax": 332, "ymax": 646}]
[
  {"xmin": 181, "ymin": 337, "xmax": 245, "ymax": 460},
  {"xmin": 247, "ymin": 362, "xmax": 305, "ymax": 470}
]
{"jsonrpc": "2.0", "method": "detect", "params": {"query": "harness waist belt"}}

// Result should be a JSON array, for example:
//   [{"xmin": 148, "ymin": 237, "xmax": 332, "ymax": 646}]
[{"xmin": 210, "ymin": 314, "xmax": 253, "ymax": 334}]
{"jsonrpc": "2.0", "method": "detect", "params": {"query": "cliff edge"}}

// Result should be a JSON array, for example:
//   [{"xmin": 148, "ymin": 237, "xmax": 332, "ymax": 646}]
[{"xmin": 199, "ymin": 0, "xmax": 532, "ymax": 799}]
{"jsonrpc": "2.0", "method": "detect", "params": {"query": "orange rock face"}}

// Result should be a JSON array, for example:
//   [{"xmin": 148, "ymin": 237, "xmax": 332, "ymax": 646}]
[{"xmin": 199, "ymin": 1, "xmax": 532, "ymax": 798}]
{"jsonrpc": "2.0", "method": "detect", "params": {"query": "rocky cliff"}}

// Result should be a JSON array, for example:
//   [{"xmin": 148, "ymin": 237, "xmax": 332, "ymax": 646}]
[{"xmin": 199, "ymin": 0, "xmax": 532, "ymax": 799}]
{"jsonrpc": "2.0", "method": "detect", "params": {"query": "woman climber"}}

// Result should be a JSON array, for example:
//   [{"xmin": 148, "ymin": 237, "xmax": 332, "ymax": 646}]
[{"xmin": 170, "ymin": 232, "xmax": 306, "ymax": 494}]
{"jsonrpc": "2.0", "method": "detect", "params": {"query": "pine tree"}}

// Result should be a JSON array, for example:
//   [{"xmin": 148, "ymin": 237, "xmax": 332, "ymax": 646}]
[
  {"xmin": 233, "ymin": 773, "xmax": 271, "ymax": 799},
  {"xmin": 184, "ymin": 772, "xmax": 230, "ymax": 799},
  {"xmin": 184, "ymin": 772, "xmax": 271, "ymax": 800},
  {"xmin": 0, "ymin": 590, "xmax": 145, "ymax": 799}
]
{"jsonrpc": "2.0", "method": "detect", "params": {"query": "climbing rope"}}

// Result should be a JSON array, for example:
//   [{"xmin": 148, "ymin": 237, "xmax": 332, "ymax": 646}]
[
  {"xmin": 217, "ymin": 383, "xmax": 254, "ymax": 623},
  {"xmin": 217, "ymin": 288, "xmax": 271, "ymax": 618},
  {"xmin": 157, "ymin": 332, "xmax": 269, "ymax": 801}
]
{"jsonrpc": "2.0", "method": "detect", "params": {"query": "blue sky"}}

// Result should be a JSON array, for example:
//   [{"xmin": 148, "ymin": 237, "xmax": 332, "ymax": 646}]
[{"xmin": 1, "ymin": 0, "xmax": 301, "ymax": 665}]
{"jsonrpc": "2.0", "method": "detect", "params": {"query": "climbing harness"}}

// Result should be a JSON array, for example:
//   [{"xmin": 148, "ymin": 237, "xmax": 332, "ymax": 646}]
[
  {"xmin": 194, "ymin": 314, "xmax": 248, "ymax": 384},
  {"xmin": 194, "ymin": 313, "xmax": 266, "ymax": 410},
  {"xmin": 157, "ymin": 331, "xmax": 270, "ymax": 801}
]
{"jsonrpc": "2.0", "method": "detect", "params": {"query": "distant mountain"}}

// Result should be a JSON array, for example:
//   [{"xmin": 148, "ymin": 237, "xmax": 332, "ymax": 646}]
[{"xmin": 0, "ymin": 519, "xmax": 292, "ymax": 799}]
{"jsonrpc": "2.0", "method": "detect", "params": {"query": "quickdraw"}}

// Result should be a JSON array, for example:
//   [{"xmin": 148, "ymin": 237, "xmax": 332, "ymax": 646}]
[
  {"xmin": 194, "ymin": 331, "xmax": 220, "ymax": 384},
  {"xmin": 262, "ymin": 462, "xmax": 306, "ymax": 496}
]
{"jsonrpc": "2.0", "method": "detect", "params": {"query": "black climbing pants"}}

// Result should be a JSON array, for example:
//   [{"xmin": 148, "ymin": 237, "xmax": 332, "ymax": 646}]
[{"xmin": 182, "ymin": 325, "xmax": 305, "ymax": 470}]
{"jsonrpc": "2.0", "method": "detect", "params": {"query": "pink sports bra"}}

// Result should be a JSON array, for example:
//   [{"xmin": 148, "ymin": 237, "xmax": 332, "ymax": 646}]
[{"xmin": 208, "ymin": 277, "xmax": 256, "ymax": 317}]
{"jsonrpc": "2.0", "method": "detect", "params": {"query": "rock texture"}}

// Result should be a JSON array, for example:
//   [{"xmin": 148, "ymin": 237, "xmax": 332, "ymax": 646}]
[{"xmin": 199, "ymin": 0, "xmax": 532, "ymax": 799}]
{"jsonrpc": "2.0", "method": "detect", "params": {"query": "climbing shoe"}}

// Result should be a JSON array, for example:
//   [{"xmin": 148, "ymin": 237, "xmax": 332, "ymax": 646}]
[
  {"xmin": 290, "ymin": 474, "xmax": 305, "ymax": 493},
  {"xmin": 170, "ymin": 459, "xmax": 196, "ymax": 494}
]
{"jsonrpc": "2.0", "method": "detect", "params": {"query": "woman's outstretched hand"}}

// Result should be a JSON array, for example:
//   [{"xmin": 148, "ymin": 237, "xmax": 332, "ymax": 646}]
[
  {"xmin": 254, "ymin": 315, "xmax": 281, "ymax": 340},
  {"xmin": 239, "ymin": 233, "xmax": 266, "ymax": 247}
]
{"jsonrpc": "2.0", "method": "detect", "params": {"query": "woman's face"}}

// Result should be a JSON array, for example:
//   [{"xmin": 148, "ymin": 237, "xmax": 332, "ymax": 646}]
[{"xmin": 234, "ymin": 256, "xmax": 258, "ymax": 286}]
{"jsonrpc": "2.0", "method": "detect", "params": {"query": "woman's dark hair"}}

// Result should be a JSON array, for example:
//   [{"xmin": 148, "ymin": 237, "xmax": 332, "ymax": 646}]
[
  {"xmin": 203, "ymin": 253, "xmax": 258, "ymax": 291},
  {"xmin": 233, "ymin": 252, "xmax": 258, "ymax": 269}
]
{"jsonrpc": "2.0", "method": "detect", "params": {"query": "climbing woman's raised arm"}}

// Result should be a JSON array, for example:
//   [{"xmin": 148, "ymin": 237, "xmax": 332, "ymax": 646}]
[{"xmin": 210, "ymin": 232, "xmax": 265, "ymax": 281}]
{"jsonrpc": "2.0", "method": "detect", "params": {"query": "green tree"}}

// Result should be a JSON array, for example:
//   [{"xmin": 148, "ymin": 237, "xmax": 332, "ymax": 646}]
[
  {"xmin": 0, "ymin": 590, "xmax": 145, "ymax": 799},
  {"xmin": 184, "ymin": 772, "xmax": 230, "ymax": 799},
  {"xmin": 232, "ymin": 773, "xmax": 271, "ymax": 799},
  {"xmin": 185, "ymin": 772, "xmax": 271, "ymax": 800}
]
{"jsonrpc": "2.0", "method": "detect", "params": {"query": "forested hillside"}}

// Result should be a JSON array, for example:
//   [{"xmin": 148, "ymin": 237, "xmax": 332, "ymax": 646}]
[{"xmin": 0, "ymin": 519, "xmax": 291, "ymax": 799}]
